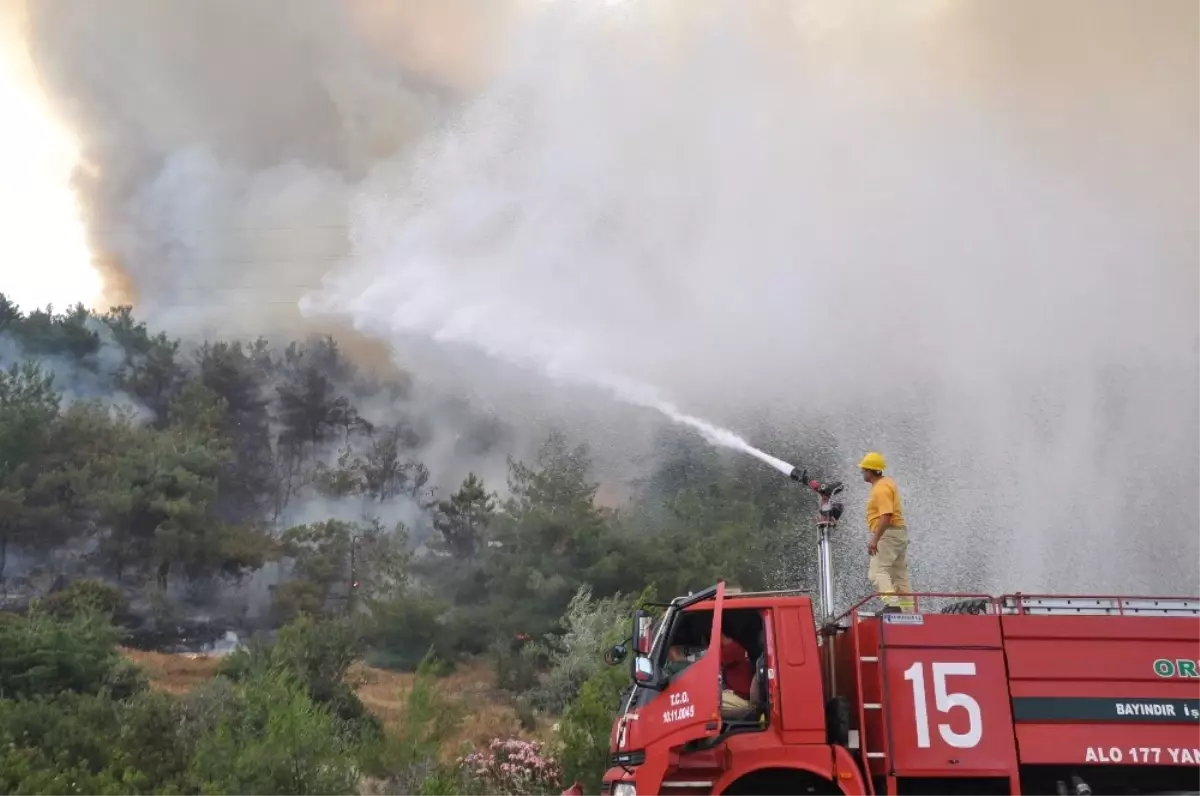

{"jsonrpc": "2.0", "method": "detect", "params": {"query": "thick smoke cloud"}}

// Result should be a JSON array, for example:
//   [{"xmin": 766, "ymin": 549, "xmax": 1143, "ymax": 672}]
[
  {"xmin": 307, "ymin": 0, "xmax": 1199, "ymax": 599},
  {"xmin": 21, "ymin": 0, "xmax": 1200, "ymax": 601},
  {"xmin": 21, "ymin": 0, "xmax": 585, "ymax": 493},
  {"xmin": 24, "ymin": 0, "xmax": 523, "ymax": 335}
]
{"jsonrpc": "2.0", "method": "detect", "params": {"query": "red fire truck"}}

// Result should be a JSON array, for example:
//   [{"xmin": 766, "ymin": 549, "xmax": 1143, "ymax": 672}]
[
  {"xmin": 589, "ymin": 584, "xmax": 1199, "ymax": 795},
  {"xmin": 575, "ymin": 477, "xmax": 1200, "ymax": 795}
]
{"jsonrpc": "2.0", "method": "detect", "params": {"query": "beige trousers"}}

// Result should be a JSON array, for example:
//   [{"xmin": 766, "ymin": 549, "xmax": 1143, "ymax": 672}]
[
  {"xmin": 868, "ymin": 526, "xmax": 914, "ymax": 611},
  {"xmin": 721, "ymin": 690, "xmax": 753, "ymax": 718}
]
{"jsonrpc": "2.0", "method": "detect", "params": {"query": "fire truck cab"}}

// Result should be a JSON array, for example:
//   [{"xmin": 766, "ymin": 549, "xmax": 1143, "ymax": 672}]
[{"xmin": 596, "ymin": 582, "xmax": 1200, "ymax": 796}]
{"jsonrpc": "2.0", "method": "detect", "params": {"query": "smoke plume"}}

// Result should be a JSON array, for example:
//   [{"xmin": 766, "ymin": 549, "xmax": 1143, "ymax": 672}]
[
  {"xmin": 19, "ymin": 0, "xmax": 582, "ymax": 492},
  {"xmin": 17, "ymin": 0, "xmax": 1200, "ymax": 601},
  {"xmin": 23, "ymin": 0, "xmax": 524, "ymax": 335},
  {"xmin": 307, "ymin": 0, "xmax": 1200, "ymax": 599}
]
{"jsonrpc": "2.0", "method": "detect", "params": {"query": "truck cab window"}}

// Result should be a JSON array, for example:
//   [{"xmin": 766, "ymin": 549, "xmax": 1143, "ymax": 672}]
[
  {"xmin": 719, "ymin": 608, "xmax": 768, "ymax": 724},
  {"xmin": 661, "ymin": 607, "xmax": 769, "ymax": 725},
  {"xmin": 660, "ymin": 611, "xmax": 709, "ymax": 679}
]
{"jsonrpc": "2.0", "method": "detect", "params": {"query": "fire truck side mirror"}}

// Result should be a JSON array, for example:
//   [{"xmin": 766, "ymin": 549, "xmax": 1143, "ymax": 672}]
[
  {"xmin": 633, "ymin": 609, "xmax": 653, "ymax": 655},
  {"xmin": 633, "ymin": 655, "xmax": 655, "ymax": 684}
]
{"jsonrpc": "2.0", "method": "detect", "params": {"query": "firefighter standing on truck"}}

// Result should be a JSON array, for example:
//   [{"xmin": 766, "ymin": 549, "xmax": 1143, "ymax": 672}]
[{"xmin": 860, "ymin": 452, "xmax": 913, "ymax": 613}]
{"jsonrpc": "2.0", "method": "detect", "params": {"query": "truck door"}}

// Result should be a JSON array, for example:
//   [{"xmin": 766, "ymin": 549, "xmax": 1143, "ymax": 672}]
[{"xmin": 632, "ymin": 582, "xmax": 728, "ymax": 752}]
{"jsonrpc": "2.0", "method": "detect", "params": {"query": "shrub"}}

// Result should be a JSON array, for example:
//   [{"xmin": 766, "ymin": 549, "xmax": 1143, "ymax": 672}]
[
  {"xmin": 556, "ymin": 664, "xmax": 629, "ymax": 794},
  {"xmin": 0, "ymin": 692, "xmax": 121, "ymax": 781},
  {"xmin": 0, "ymin": 743, "xmax": 146, "ymax": 795},
  {"xmin": 550, "ymin": 587, "xmax": 657, "ymax": 793},
  {"xmin": 459, "ymin": 737, "xmax": 562, "ymax": 796},
  {"xmin": 118, "ymin": 690, "xmax": 190, "ymax": 789},
  {"xmin": 490, "ymin": 637, "xmax": 542, "ymax": 694},
  {"xmin": 187, "ymin": 668, "xmax": 360, "ymax": 795},
  {"xmin": 362, "ymin": 654, "xmax": 465, "ymax": 795},
  {"xmin": 0, "ymin": 608, "xmax": 144, "ymax": 700},
  {"xmin": 364, "ymin": 765, "xmax": 470, "ymax": 796},
  {"xmin": 0, "ymin": 691, "xmax": 166, "ymax": 795},
  {"xmin": 37, "ymin": 579, "xmax": 130, "ymax": 623},
  {"xmin": 523, "ymin": 586, "xmax": 631, "ymax": 713},
  {"xmin": 365, "ymin": 594, "xmax": 449, "ymax": 671},
  {"xmin": 177, "ymin": 676, "xmax": 240, "ymax": 749},
  {"xmin": 414, "ymin": 767, "xmax": 469, "ymax": 795},
  {"xmin": 217, "ymin": 613, "xmax": 382, "ymax": 744}
]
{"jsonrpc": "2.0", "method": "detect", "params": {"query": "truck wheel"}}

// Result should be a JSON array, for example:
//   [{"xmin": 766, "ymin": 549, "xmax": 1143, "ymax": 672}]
[{"xmin": 940, "ymin": 598, "xmax": 989, "ymax": 615}]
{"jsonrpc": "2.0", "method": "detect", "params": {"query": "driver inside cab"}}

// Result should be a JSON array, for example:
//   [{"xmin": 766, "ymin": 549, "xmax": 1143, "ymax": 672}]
[
  {"xmin": 719, "ymin": 633, "xmax": 754, "ymax": 718},
  {"xmin": 664, "ymin": 643, "xmax": 700, "ymax": 678},
  {"xmin": 663, "ymin": 635, "xmax": 756, "ymax": 719}
]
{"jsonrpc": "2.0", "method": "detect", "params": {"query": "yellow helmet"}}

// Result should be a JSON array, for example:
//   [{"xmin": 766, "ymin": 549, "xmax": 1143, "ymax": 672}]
[{"xmin": 858, "ymin": 452, "xmax": 886, "ymax": 472}]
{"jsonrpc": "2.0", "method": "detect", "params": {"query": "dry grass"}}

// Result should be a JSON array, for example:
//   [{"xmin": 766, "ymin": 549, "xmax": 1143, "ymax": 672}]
[
  {"xmin": 119, "ymin": 648, "xmax": 553, "ymax": 754},
  {"xmin": 119, "ymin": 647, "xmax": 223, "ymax": 695},
  {"xmin": 348, "ymin": 661, "xmax": 550, "ymax": 755}
]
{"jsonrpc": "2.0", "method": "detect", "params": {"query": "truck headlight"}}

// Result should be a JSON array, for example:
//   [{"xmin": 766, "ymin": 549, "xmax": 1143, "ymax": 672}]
[{"xmin": 613, "ymin": 783, "xmax": 636, "ymax": 796}]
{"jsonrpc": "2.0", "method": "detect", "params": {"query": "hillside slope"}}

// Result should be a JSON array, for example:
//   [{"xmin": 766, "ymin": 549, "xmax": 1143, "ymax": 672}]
[{"xmin": 120, "ymin": 647, "xmax": 548, "ymax": 757}]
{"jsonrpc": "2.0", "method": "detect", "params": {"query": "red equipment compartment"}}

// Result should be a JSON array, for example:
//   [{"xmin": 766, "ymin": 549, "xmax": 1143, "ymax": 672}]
[
  {"xmin": 1002, "ymin": 612, "xmax": 1200, "ymax": 767},
  {"xmin": 853, "ymin": 612, "xmax": 1020, "ymax": 782}
]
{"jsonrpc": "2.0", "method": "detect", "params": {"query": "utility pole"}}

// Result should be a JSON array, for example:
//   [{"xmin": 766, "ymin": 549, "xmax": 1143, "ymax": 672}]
[{"xmin": 347, "ymin": 533, "xmax": 362, "ymax": 617}]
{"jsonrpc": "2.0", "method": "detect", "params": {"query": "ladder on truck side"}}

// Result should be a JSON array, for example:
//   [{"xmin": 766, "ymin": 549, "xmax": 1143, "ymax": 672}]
[
  {"xmin": 999, "ymin": 594, "xmax": 1200, "ymax": 617},
  {"xmin": 849, "ymin": 609, "xmax": 891, "ymax": 793}
]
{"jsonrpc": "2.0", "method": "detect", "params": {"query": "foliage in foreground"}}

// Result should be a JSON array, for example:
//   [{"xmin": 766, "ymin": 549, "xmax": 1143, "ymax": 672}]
[
  {"xmin": 216, "ymin": 613, "xmax": 382, "ymax": 744},
  {"xmin": 0, "ymin": 612, "xmax": 337, "ymax": 795},
  {"xmin": 0, "ymin": 598, "xmax": 637, "ymax": 794}
]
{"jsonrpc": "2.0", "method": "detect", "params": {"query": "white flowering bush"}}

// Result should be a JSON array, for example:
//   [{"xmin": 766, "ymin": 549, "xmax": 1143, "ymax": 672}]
[{"xmin": 458, "ymin": 737, "xmax": 562, "ymax": 795}]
